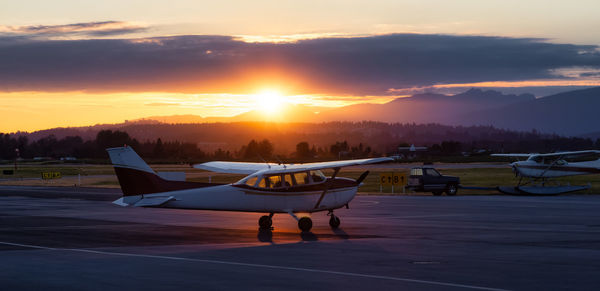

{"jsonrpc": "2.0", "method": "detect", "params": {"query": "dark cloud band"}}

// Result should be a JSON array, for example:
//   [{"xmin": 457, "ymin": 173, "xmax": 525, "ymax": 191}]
[{"xmin": 0, "ymin": 33, "xmax": 599, "ymax": 94}]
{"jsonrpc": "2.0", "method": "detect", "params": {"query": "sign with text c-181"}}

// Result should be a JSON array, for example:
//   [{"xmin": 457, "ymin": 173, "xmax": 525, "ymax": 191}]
[
  {"xmin": 42, "ymin": 172, "xmax": 62, "ymax": 180},
  {"xmin": 379, "ymin": 172, "xmax": 407, "ymax": 186}
]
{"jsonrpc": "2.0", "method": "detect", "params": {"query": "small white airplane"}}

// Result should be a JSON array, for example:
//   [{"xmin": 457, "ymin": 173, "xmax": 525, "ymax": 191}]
[
  {"xmin": 491, "ymin": 150, "xmax": 600, "ymax": 194},
  {"xmin": 107, "ymin": 146, "xmax": 392, "ymax": 232}
]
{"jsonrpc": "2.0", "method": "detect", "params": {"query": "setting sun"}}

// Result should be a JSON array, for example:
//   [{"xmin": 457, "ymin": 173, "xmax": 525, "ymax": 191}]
[{"xmin": 255, "ymin": 89, "xmax": 285, "ymax": 114}]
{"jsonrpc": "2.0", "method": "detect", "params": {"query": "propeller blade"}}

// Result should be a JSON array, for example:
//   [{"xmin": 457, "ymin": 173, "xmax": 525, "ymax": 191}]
[{"xmin": 356, "ymin": 170, "xmax": 370, "ymax": 185}]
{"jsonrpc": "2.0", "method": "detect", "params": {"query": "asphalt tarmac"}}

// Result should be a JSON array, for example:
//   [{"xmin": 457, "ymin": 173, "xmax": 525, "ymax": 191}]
[{"xmin": 1, "ymin": 186, "xmax": 599, "ymax": 290}]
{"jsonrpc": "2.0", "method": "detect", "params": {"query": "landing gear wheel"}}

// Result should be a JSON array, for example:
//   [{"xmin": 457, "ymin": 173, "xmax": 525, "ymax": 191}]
[
  {"xmin": 258, "ymin": 215, "xmax": 272, "ymax": 229},
  {"xmin": 329, "ymin": 215, "xmax": 341, "ymax": 229},
  {"xmin": 445, "ymin": 184, "xmax": 458, "ymax": 196},
  {"xmin": 298, "ymin": 217, "xmax": 313, "ymax": 232}
]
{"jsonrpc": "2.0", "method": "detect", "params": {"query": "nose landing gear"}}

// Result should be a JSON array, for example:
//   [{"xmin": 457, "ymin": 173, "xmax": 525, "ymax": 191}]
[{"xmin": 327, "ymin": 210, "xmax": 341, "ymax": 229}]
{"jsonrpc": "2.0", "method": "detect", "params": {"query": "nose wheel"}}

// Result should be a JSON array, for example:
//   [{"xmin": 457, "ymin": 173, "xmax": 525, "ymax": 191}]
[{"xmin": 328, "ymin": 210, "xmax": 341, "ymax": 229}]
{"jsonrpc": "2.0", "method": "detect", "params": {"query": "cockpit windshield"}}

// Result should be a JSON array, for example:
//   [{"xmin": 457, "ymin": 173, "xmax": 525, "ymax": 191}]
[{"xmin": 310, "ymin": 170, "xmax": 326, "ymax": 183}]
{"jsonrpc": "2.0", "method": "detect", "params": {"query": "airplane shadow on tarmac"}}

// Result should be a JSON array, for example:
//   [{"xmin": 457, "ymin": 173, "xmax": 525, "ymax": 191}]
[{"xmin": 257, "ymin": 228, "xmax": 354, "ymax": 243}]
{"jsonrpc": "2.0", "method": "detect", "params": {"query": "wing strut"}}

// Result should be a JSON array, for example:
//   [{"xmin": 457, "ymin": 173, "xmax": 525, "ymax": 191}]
[{"xmin": 314, "ymin": 167, "xmax": 340, "ymax": 209}]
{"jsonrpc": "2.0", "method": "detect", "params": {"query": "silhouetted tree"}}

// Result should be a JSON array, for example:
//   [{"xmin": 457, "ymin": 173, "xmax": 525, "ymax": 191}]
[
  {"xmin": 295, "ymin": 141, "xmax": 314, "ymax": 160},
  {"xmin": 241, "ymin": 139, "xmax": 273, "ymax": 159}
]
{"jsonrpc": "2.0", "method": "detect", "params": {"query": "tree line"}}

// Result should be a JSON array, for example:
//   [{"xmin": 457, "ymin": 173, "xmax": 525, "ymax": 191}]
[
  {"xmin": 2, "ymin": 127, "xmax": 600, "ymax": 163},
  {"xmin": 0, "ymin": 130, "xmax": 372, "ymax": 163}
]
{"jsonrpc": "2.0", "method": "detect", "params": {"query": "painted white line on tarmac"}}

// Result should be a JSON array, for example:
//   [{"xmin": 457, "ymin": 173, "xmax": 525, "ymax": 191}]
[
  {"xmin": 0, "ymin": 241, "xmax": 57, "ymax": 250},
  {"xmin": 0, "ymin": 241, "xmax": 509, "ymax": 291},
  {"xmin": 0, "ymin": 188, "xmax": 115, "ymax": 195}
]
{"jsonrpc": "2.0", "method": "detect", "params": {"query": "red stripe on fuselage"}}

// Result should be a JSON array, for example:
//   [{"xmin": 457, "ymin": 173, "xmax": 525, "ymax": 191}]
[{"xmin": 113, "ymin": 167, "xmax": 223, "ymax": 196}]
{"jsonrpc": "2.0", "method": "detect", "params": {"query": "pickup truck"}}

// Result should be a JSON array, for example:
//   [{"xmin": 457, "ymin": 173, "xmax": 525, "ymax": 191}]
[{"xmin": 407, "ymin": 167, "xmax": 460, "ymax": 196}]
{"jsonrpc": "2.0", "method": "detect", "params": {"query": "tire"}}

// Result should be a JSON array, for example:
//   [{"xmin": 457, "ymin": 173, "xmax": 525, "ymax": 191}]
[
  {"xmin": 432, "ymin": 191, "xmax": 443, "ymax": 196},
  {"xmin": 258, "ymin": 215, "xmax": 272, "ymax": 229},
  {"xmin": 445, "ymin": 183, "xmax": 458, "ymax": 196},
  {"xmin": 298, "ymin": 217, "xmax": 313, "ymax": 232},
  {"xmin": 329, "ymin": 216, "xmax": 341, "ymax": 229}
]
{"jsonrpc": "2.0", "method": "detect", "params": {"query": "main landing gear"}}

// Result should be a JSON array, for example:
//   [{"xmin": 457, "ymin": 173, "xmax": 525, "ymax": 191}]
[
  {"xmin": 258, "ymin": 213, "xmax": 274, "ymax": 230},
  {"xmin": 298, "ymin": 217, "xmax": 313, "ymax": 232},
  {"xmin": 260, "ymin": 211, "xmax": 342, "ymax": 232}
]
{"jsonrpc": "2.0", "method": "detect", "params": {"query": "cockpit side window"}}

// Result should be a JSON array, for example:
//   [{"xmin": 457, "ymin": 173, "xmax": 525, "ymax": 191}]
[
  {"xmin": 268, "ymin": 175, "xmax": 283, "ymax": 188},
  {"xmin": 283, "ymin": 174, "xmax": 294, "ymax": 187},
  {"xmin": 293, "ymin": 172, "xmax": 309, "ymax": 185},
  {"xmin": 531, "ymin": 156, "xmax": 543, "ymax": 163},
  {"xmin": 556, "ymin": 159, "xmax": 568, "ymax": 166},
  {"xmin": 257, "ymin": 177, "xmax": 268, "ymax": 188}
]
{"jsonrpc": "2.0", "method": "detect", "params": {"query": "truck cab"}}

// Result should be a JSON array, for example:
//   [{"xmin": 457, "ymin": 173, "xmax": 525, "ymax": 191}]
[{"xmin": 407, "ymin": 167, "xmax": 460, "ymax": 196}]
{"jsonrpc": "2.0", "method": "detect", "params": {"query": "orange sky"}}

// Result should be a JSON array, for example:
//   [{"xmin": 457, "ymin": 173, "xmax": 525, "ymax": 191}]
[
  {"xmin": 2, "ymin": 2, "xmax": 600, "ymax": 132},
  {"xmin": 0, "ymin": 90, "xmax": 398, "ymax": 133}
]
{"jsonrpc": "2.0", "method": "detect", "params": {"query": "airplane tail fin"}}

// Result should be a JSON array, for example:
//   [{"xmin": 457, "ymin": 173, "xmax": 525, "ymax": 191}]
[
  {"xmin": 106, "ymin": 146, "xmax": 162, "ymax": 198},
  {"xmin": 106, "ymin": 147, "xmax": 215, "ymax": 202}
]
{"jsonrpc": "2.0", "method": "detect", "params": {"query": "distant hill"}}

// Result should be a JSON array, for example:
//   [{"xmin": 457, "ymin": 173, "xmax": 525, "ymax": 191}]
[
  {"xmin": 133, "ymin": 104, "xmax": 323, "ymax": 124},
  {"xmin": 316, "ymin": 89, "xmax": 535, "ymax": 124},
  {"xmin": 456, "ymin": 87, "xmax": 600, "ymax": 136},
  {"xmin": 132, "ymin": 88, "xmax": 536, "ymax": 125}
]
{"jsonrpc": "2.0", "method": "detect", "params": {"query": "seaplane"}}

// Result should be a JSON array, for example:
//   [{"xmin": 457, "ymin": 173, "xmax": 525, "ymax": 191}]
[
  {"xmin": 491, "ymin": 150, "xmax": 600, "ymax": 195},
  {"xmin": 107, "ymin": 146, "xmax": 392, "ymax": 232}
]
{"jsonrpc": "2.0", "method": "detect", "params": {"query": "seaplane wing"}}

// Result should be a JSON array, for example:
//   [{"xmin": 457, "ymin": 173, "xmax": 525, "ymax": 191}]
[
  {"xmin": 492, "ymin": 150, "xmax": 600, "ymax": 160},
  {"xmin": 194, "ymin": 157, "xmax": 393, "ymax": 174},
  {"xmin": 533, "ymin": 150, "xmax": 600, "ymax": 158}
]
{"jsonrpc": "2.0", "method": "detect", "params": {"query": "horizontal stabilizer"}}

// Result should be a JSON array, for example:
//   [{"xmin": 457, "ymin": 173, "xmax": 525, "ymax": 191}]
[
  {"xmin": 113, "ymin": 196, "xmax": 175, "ymax": 207},
  {"xmin": 134, "ymin": 196, "xmax": 176, "ymax": 207}
]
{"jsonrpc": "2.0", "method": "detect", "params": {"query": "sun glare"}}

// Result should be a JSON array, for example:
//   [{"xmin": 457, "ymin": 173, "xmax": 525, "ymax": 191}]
[{"xmin": 255, "ymin": 89, "xmax": 284, "ymax": 114}]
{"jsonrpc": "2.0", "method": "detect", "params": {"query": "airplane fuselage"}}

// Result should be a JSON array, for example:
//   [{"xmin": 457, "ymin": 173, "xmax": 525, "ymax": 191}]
[
  {"xmin": 513, "ymin": 160, "xmax": 600, "ymax": 178},
  {"xmin": 119, "ymin": 177, "xmax": 358, "ymax": 213}
]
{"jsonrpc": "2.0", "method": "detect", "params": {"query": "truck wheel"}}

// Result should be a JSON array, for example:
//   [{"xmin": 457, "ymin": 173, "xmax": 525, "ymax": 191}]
[
  {"xmin": 445, "ymin": 183, "xmax": 458, "ymax": 196},
  {"xmin": 432, "ymin": 191, "xmax": 443, "ymax": 196}
]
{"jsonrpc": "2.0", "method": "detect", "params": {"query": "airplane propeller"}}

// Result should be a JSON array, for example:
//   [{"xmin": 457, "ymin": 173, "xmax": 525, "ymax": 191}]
[{"xmin": 356, "ymin": 170, "xmax": 370, "ymax": 185}]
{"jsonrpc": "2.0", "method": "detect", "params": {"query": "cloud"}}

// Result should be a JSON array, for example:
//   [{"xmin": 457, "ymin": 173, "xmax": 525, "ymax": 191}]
[
  {"xmin": 0, "ymin": 21, "xmax": 147, "ymax": 38},
  {"xmin": 0, "ymin": 33, "xmax": 599, "ymax": 95}
]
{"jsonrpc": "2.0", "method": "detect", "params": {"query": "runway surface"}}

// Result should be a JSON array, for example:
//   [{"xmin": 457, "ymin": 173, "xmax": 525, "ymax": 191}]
[{"xmin": 1, "ymin": 186, "xmax": 599, "ymax": 290}]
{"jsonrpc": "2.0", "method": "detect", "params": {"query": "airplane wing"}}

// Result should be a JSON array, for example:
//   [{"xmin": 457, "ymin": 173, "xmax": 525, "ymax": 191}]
[
  {"xmin": 194, "ymin": 157, "xmax": 393, "ymax": 175},
  {"xmin": 534, "ymin": 150, "xmax": 600, "ymax": 158},
  {"xmin": 194, "ymin": 161, "xmax": 281, "ymax": 174},
  {"xmin": 259, "ymin": 157, "xmax": 394, "ymax": 175},
  {"xmin": 492, "ymin": 150, "xmax": 600, "ymax": 160}
]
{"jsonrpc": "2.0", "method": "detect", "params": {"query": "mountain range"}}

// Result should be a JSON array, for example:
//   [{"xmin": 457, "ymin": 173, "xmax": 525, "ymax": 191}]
[
  {"xmin": 135, "ymin": 87, "xmax": 600, "ymax": 136},
  {"xmin": 10, "ymin": 87, "xmax": 600, "ymax": 140}
]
